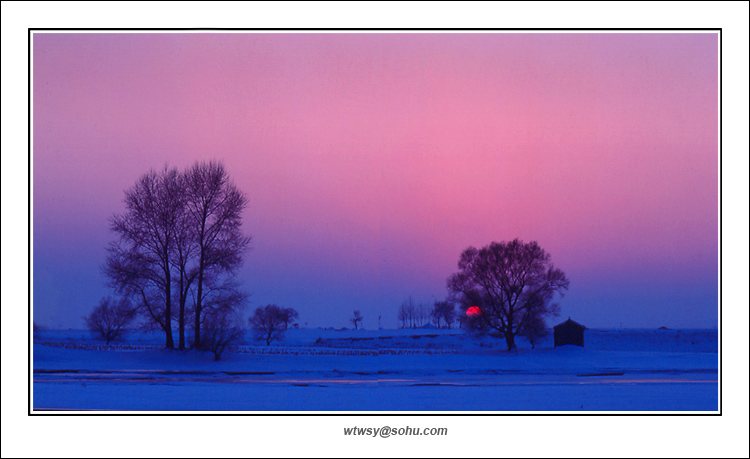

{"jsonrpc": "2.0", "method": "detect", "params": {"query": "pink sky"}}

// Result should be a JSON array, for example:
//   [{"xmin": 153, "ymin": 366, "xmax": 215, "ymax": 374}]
[{"xmin": 33, "ymin": 32, "xmax": 718, "ymax": 329}]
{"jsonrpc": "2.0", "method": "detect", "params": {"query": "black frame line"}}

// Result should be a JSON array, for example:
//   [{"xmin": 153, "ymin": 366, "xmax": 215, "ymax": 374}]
[{"xmin": 27, "ymin": 27, "xmax": 723, "ymax": 417}]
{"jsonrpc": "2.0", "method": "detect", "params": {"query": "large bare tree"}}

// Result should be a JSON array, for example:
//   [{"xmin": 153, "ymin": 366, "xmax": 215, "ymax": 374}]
[
  {"xmin": 105, "ymin": 167, "xmax": 183, "ymax": 348},
  {"xmin": 447, "ymin": 239, "xmax": 569, "ymax": 351},
  {"xmin": 183, "ymin": 161, "xmax": 251, "ymax": 349},
  {"xmin": 104, "ymin": 162, "xmax": 250, "ymax": 351},
  {"xmin": 171, "ymin": 189, "xmax": 199, "ymax": 350}
]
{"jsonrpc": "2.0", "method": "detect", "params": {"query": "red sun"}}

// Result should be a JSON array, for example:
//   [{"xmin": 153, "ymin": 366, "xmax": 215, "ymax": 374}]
[{"xmin": 466, "ymin": 306, "xmax": 482, "ymax": 317}]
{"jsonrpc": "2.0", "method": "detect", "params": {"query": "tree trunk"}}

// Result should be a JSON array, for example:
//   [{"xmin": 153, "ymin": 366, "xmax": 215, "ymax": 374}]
[
  {"xmin": 194, "ymin": 247, "xmax": 205, "ymax": 349},
  {"xmin": 193, "ymin": 239, "xmax": 206, "ymax": 349},
  {"xmin": 165, "ymin": 324, "xmax": 174, "ymax": 349},
  {"xmin": 177, "ymin": 275, "xmax": 186, "ymax": 350},
  {"xmin": 178, "ymin": 296, "xmax": 185, "ymax": 350},
  {"xmin": 505, "ymin": 333, "xmax": 516, "ymax": 351},
  {"xmin": 164, "ymin": 268, "xmax": 174, "ymax": 349}
]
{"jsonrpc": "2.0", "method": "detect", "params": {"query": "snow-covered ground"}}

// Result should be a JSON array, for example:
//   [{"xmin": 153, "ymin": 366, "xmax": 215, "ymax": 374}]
[{"xmin": 32, "ymin": 327, "xmax": 718, "ymax": 412}]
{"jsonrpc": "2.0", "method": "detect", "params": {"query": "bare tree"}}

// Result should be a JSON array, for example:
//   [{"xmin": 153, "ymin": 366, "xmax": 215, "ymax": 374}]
[
  {"xmin": 443, "ymin": 302, "xmax": 457, "ymax": 329},
  {"xmin": 432, "ymin": 300, "xmax": 456, "ymax": 329},
  {"xmin": 201, "ymin": 305, "xmax": 245, "ymax": 360},
  {"xmin": 400, "ymin": 297, "xmax": 433, "ymax": 328},
  {"xmin": 192, "ymin": 273, "xmax": 247, "ymax": 345},
  {"xmin": 417, "ymin": 302, "xmax": 429, "ymax": 327},
  {"xmin": 85, "ymin": 296, "xmax": 135, "ymax": 344},
  {"xmin": 105, "ymin": 166, "xmax": 183, "ymax": 348},
  {"xmin": 104, "ymin": 162, "xmax": 251, "ymax": 351},
  {"xmin": 431, "ymin": 306, "xmax": 442, "ymax": 328},
  {"xmin": 457, "ymin": 312, "xmax": 466, "ymax": 329},
  {"xmin": 519, "ymin": 313, "xmax": 549, "ymax": 349},
  {"xmin": 351, "ymin": 310, "xmax": 363, "ymax": 330},
  {"xmin": 249, "ymin": 304, "xmax": 287, "ymax": 345},
  {"xmin": 183, "ymin": 161, "xmax": 251, "ymax": 350},
  {"xmin": 280, "ymin": 307, "xmax": 299, "ymax": 330},
  {"xmin": 397, "ymin": 302, "xmax": 406, "ymax": 328},
  {"xmin": 447, "ymin": 239, "xmax": 568, "ymax": 351},
  {"xmin": 398, "ymin": 296, "xmax": 418, "ymax": 328},
  {"xmin": 171, "ymin": 189, "xmax": 199, "ymax": 350}
]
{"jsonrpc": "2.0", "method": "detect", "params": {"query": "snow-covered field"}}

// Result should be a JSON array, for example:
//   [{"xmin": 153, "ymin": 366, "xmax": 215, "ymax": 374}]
[{"xmin": 32, "ymin": 327, "xmax": 718, "ymax": 412}]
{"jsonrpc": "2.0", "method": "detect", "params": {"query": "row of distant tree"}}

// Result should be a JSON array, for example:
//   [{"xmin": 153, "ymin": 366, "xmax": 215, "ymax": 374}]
[{"xmin": 397, "ymin": 297, "xmax": 458, "ymax": 329}]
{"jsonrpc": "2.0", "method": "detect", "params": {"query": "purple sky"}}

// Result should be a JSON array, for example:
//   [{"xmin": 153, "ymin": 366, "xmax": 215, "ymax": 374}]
[{"xmin": 32, "ymin": 32, "xmax": 718, "ymax": 329}]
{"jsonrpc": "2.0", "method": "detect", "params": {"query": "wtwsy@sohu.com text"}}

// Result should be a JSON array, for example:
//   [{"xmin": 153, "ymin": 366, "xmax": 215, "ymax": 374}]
[{"xmin": 344, "ymin": 426, "xmax": 448, "ymax": 438}]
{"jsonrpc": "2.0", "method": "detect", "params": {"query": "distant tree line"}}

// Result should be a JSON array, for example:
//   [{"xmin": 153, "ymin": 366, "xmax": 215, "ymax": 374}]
[
  {"xmin": 397, "ymin": 297, "xmax": 456, "ymax": 329},
  {"xmin": 99, "ymin": 161, "xmax": 251, "ymax": 354},
  {"xmin": 397, "ymin": 297, "xmax": 427, "ymax": 328}
]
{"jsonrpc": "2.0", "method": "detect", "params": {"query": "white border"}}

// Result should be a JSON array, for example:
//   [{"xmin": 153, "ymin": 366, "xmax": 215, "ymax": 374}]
[{"xmin": 4, "ymin": 2, "xmax": 748, "ymax": 458}]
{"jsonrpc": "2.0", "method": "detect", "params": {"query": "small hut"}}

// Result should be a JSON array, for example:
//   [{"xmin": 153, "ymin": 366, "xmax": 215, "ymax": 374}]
[{"xmin": 553, "ymin": 318, "xmax": 585, "ymax": 347}]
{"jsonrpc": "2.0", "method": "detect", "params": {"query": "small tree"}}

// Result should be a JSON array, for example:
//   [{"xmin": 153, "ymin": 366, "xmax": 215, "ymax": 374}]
[
  {"xmin": 193, "ymin": 275, "xmax": 247, "ymax": 350},
  {"xmin": 351, "ymin": 310, "xmax": 363, "ymax": 330},
  {"xmin": 432, "ymin": 300, "xmax": 456, "ymax": 329},
  {"xmin": 280, "ymin": 307, "xmax": 299, "ymax": 330},
  {"xmin": 201, "ymin": 307, "xmax": 244, "ymax": 360},
  {"xmin": 443, "ymin": 303, "xmax": 456, "ymax": 329},
  {"xmin": 519, "ymin": 314, "xmax": 549, "ymax": 349},
  {"xmin": 249, "ymin": 304, "xmax": 287, "ymax": 345},
  {"xmin": 417, "ymin": 302, "xmax": 429, "ymax": 327},
  {"xmin": 85, "ymin": 297, "xmax": 135, "ymax": 344},
  {"xmin": 431, "ymin": 304, "xmax": 442, "ymax": 328}
]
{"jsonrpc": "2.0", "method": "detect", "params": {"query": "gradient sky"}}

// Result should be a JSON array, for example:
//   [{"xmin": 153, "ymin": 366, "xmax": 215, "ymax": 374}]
[{"xmin": 32, "ymin": 32, "xmax": 719, "ymax": 330}]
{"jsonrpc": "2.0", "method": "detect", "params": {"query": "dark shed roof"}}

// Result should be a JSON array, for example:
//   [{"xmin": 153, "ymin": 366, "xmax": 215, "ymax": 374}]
[{"xmin": 554, "ymin": 318, "xmax": 585, "ymax": 330}]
